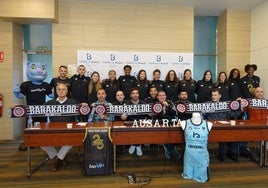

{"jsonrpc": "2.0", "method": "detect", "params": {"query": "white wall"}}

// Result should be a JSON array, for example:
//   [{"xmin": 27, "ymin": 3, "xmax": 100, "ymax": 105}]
[{"xmin": 251, "ymin": 1, "xmax": 268, "ymax": 97}]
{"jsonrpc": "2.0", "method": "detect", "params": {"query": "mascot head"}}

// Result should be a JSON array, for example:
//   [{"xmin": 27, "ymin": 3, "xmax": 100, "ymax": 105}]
[{"xmin": 26, "ymin": 61, "xmax": 48, "ymax": 82}]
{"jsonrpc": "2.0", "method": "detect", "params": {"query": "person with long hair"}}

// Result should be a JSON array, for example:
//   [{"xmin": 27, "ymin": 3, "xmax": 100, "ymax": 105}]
[
  {"xmin": 88, "ymin": 71, "xmax": 102, "ymax": 105},
  {"xmin": 228, "ymin": 68, "xmax": 242, "ymax": 101},
  {"xmin": 179, "ymin": 69, "xmax": 197, "ymax": 103},
  {"xmin": 196, "ymin": 70, "xmax": 214, "ymax": 103},
  {"xmin": 214, "ymin": 71, "xmax": 229, "ymax": 101},
  {"xmin": 135, "ymin": 69, "xmax": 150, "ymax": 100},
  {"xmin": 164, "ymin": 70, "xmax": 179, "ymax": 102}
]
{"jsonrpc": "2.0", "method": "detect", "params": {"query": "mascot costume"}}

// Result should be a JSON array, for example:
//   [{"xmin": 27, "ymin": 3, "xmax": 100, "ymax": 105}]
[{"xmin": 13, "ymin": 61, "xmax": 53, "ymax": 150}]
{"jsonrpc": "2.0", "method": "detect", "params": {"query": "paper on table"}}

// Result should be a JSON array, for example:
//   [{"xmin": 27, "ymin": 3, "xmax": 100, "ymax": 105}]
[
  {"xmin": 113, "ymin": 125, "xmax": 127, "ymax": 128},
  {"xmin": 27, "ymin": 127, "xmax": 41, "ymax": 130},
  {"xmin": 76, "ymin": 122, "xmax": 87, "ymax": 126},
  {"xmin": 217, "ymin": 121, "xmax": 230, "ymax": 124}
]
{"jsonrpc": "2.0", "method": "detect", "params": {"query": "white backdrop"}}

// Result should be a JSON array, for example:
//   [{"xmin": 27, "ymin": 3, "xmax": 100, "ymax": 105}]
[{"xmin": 77, "ymin": 50, "xmax": 193, "ymax": 80}]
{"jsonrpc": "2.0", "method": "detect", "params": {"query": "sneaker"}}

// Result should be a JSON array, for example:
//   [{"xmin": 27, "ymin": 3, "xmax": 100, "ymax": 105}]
[
  {"xmin": 128, "ymin": 145, "xmax": 136, "ymax": 155},
  {"xmin": 171, "ymin": 147, "xmax": 181, "ymax": 160},
  {"xmin": 60, "ymin": 158, "xmax": 69, "ymax": 167},
  {"xmin": 240, "ymin": 147, "xmax": 258, "ymax": 162},
  {"xmin": 227, "ymin": 152, "xmax": 238, "ymax": 162},
  {"xmin": 136, "ymin": 145, "xmax": 143, "ymax": 156},
  {"xmin": 18, "ymin": 143, "xmax": 27, "ymax": 151},
  {"xmin": 217, "ymin": 153, "xmax": 225, "ymax": 162},
  {"xmin": 163, "ymin": 145, "xmax": 171, "ymax": 159}
]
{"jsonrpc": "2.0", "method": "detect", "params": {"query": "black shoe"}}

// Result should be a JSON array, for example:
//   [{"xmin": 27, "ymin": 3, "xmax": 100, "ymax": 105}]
[
  {"xmin": 60, "ymin": 158, "xmax": 69, "ymax": 167},
  {"xmin": 51, "ymin": 158, "xmax": 60, "ymax": 172},
  {"xmin": 240, "ymin": 148, "xmax": 259, "ymax": 163},
  {"xmin": 240, "ymin": 147, "xmax": 253, "ymax": 158},
  {"xmin": 18, "ymin": 143, "xmax": 27, "ymax": 151},
  {"xmin": 227, "ymin": 152, "xmax": 239, "ymax": 162},
  {"xmin": 217, "ymin": 153, "xmax": 225, "ymax": 162}
]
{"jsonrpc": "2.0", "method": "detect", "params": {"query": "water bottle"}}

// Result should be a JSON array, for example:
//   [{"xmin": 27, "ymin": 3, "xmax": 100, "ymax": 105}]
[
  {"xmin": 88, "ymin": 107, "xmax": 95, "ymax": 125},
  {"xmin": 27, "ymin": 115, "xmax": 33, "ymax": 128},
  {"xmin": 242, "ymin": 111, "xmax": 248, "ymax": 120}
]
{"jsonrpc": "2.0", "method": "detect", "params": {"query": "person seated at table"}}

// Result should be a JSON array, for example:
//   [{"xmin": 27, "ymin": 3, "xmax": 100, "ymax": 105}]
[
  {"xmin": 152, "ymin": 90, "xmax": 180, "ymax": 159},
  {"xmin": 248, "ymin": 87, "xmax": 268, "ymax": 120},
  {"xmin": 126, "ymin": 87, "xmax": 147, "ymax": 156},
  {"xmin": 91, "ymin": 88, "xmax": 114, "ymax": 122},
  {"xmin": 205, "ymin": 88, "xmax": 241, "ymax": 162},
  {"xmin": 174, "ymin": 89, "xmax": 192, "ymax": 120},
  {"xmin": 243, "ymin": 87, "xmax": 268, "ymax": 161},
  {"xmin": 40, "ymin": 83, "xmax": 77, "ymax": 172},
  {"xmin": 144, "ymin": 86, "xmax": 158, "ymax": 104},
  {"xmin": 113, "ymin": 90, "xmax": 127, "ymax": 121}
]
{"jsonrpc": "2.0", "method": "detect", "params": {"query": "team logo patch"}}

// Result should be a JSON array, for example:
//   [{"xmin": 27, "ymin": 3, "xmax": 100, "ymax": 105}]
[
  {"xmin": 13, "ymin": 106, "xmax": 26, "ymax": 117},
  {"xmin": 241, "ymin": 98, "xmax": 249, "ymax": 108},
  {"xmin": 229, "ymin": 101, "xmax": 240, "ymax": 111},
  {"xmin": 176, "ymin": 104, "xmax": 186, "ymax": 113},
  {"xmin": 152, "ymin": 103, "xmax": 162, "ymax": 114},
  {"xmin": 95, "ymin": 105, "xmax": 106, "ymax": 114},
  {"xmin": 79, "ymin": 105, "xmax": 90, "ymax": 115}
]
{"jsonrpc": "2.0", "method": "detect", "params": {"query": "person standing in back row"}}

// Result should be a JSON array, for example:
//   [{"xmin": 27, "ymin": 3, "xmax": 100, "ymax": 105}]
[
  {"xmin": 102, "ymin": 70, "xmax": 120, "ymax": 103},
  {"xmin": 135, "ymin": 69, "xmax": 150, "ymax": 100},
  {"xmin": 50, "ymin": 65, "xmax": 72, "ymax": 99},
  {"xmin": 164, "ymin": 70, "xmax": 179, "ymax": 102},
  {"xmin": 228, "ymin": 68, "xmax": 243, "ymax": 101},
  {"xmin": 179, "ymin": 69, "xmax": 197, "ymax": 103},
  {"xmin": 88, "ymin": 71, "xmax": 102, "ymax": 105},
  {"xmin": 241, "ymin": 64, "xmax": 260, "ymax": 99},
  {"xmin": 118, "ymin": 65, "xmax": 136, "ymax": 100},
  {"xmin": 150, "ymin": 69, "xmax": 165, "ymax": 92},
  {"xmin": 214, "ymin": 71, "xmax": 229, "ymax": 101},
  {"xmin": 70, "ymin": 65, "xmax": 90, "ymax": 121},
  {"xmin": 196, "ymin": 70, "xmax": 214, "ymax": 103}
]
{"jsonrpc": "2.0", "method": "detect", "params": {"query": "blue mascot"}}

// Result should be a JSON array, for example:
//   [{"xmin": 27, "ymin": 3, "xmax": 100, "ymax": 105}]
[{"xmin": 13, "ymin": 61, "xmax": 53, "ymax": 150}]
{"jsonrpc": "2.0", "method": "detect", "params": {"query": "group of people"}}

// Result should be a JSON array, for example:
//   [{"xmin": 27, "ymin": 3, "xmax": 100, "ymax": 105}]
[
  {"xmin": 15, "ymin": 62, "xmax": 265, "ymax": 175},
  {"xmin": 27, "ymin": 62, "xmax": 256, "ymax": 111},
  {"xmin": 51, "ymin": 63, "xmax": 260, "ymax": 107}
]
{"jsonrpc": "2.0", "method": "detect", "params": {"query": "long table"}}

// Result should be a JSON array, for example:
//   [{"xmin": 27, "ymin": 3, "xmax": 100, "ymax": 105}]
[{"xmin": 24, "ymin": 120, "xmax": 268, "ymax": 177}]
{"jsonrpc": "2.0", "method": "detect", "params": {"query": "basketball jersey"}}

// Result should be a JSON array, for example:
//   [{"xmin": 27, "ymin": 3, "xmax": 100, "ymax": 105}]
[{"xmin": 183, "ymin": 119, "xmax": 210, "ymax": 166}]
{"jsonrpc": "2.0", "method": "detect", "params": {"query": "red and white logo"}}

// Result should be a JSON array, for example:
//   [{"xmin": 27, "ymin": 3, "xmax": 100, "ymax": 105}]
[
  {"xmin": 13, "ymin": 106, "xmax": 26, "ymax": 117},
  {"xmin": 176, "ymin": 104, "xmax": 187, "ymax": 113},
  {"xmin": 79, "ymin": 105, "xmax": 90, "ymax": 115},
  {"xmin": 95, "ymin": 105, "xmax": 106, "ymax": 114},
  {"xmin": 241, "ymin": 98, "xmax": 249, "ymax": 108},
  {"xmin": 152, "ymin": 103, "xmax": 162, "ymax": 114},
  {"xmin": 229, "ymin": 101, "xmax": 240, "ymax": 111}
]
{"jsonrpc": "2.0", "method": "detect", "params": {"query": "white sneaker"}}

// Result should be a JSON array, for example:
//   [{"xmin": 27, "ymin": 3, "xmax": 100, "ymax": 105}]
[
  {"xmin": 129, "ymin": 145, "xmax": 136, "ymax": 155},
  {"xmin": 136, "ymin": 145, "xmax": 143, "ymax": 156}
]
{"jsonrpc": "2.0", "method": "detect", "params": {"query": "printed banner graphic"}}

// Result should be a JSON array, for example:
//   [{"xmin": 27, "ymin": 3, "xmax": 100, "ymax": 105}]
[
  {"xmin": 8, "ymin": 100, "xmax": 244, "ymax": 118},
  {"xmin": 77, "ymin": 50, "xmax": 194, "ymax": 80},
  {"xmin": 8, "ymin": 105, "xmax": 90, "ymax": 118}
]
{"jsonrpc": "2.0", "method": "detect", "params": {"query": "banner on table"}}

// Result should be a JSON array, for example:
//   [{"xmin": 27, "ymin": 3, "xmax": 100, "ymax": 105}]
[
  {"xmin": 77, "ymin": 50, "xmax": 193, "ymax": 80},
  {"xmin": 82, "ymin": 127, "xmax": 113, "ymax": 176}
]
